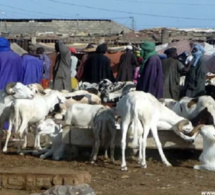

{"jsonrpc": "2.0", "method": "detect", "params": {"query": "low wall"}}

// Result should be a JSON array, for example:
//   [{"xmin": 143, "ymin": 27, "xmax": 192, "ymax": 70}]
[{"xmin": 0, "ymin": 167, "xmax": 91, "ymax": 191}]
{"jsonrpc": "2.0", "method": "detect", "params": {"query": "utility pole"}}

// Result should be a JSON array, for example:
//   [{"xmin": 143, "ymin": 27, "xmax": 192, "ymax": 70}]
[
  {"xmin": 130, "ymin": 16, "xmax": 135, "ymax": 31},
  {"xmin": 76, "ymin": 14, "xmax": 79, "ymax": 32}
]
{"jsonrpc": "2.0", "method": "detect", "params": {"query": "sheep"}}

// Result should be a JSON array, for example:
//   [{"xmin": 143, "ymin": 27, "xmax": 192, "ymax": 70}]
[
  {"xmin": 183, "ymin": 125, "xmax": 215, "ymax": 171},
  {"xmin": 98, "ymin": 79, "xmax": 136, "ymax": 102},
  {"xmin": 0, "ymin": 82, "xmax": 34, "ymax": 115},
  {"xmin": 27, "ymin": 83, "xmax": 45, "ymax": 94},
  {"xmin": 66, "ymin": 93, "xmax": 101, "ymax": 105},
  {"xmin": 64, "ymin": 104, "xmax": 106, "ymax": 128},
  {"xmin": 91, "ymin": 107, "xmax": 117, "ymax": 164},
  {"xmin": 0, "ymin": 82, "xmax": 35, "ymax": 151},
  {"xmin": 78, "ymin": 81, "xmax": 99, "ymax": 90},
  {"xmin": 63, "ymin": 104, "xmax": 110, "ymax": 158},
  {"xmin": 53, "ymin": 93, "xmax": 101, "ymax": 120},
  {"xmin": 205, "ymin": 85, "xmax": 215, "ymax": 100},
  {"xmin": 160, "ymin": 96, "xmax": 215, "ymax": 125},
  {"xmin": 116, "ymin": 91, "xmax": 195, "ymax": 171},
  {"xmin": 4, "ymin": 90, "xmax": 66, "ymax": 153},
  {"xmin": 36, "ymin": 118, "xmax": 65, "ymax": 160}
]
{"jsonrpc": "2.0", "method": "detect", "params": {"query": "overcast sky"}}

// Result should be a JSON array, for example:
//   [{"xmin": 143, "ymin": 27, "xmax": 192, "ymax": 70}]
[{"xmin": 1, "ymin": 0, "xmax": 215, "ymax": 30}]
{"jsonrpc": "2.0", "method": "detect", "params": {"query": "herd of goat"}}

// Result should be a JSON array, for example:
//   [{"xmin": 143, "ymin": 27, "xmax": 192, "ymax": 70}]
[{"xmin": 0, "ymin": 76, "xmax": 215, "ymax": 172}]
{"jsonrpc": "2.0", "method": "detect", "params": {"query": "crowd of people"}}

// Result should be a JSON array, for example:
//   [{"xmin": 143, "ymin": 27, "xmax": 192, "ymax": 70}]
[{"xmin": 0, "ymin": 36, "xmax": 208, "ymax": 101}]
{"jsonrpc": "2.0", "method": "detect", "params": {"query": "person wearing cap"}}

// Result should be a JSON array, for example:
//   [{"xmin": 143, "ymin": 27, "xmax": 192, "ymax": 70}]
[
  {"xmin": 136, "ymin": 41, "xmax": 163, "ymax": 99},
  {"xmin": 116, "ymin": 45, "xmax": 139, "ymax": 82},
  {"xmin": 183, "ymin": 44, "xmax": 207, "ymax": 97},
  {"xmin": 53, "ymin": 40, "xmax": 71, "ymax": 91},
  {"xmin": 69, "ymin": 47, "xmax": 78, "ymax": 89},
  {"xmin": 162, "ymin": 47, "xmax": 185, "ymax": 100},
  {"xmin": 82, "ymin": 43, "xmax": 115, "ymax": 83},
  {"xmin": 36, "ymin": 47, "xmax": 51, "ymax": 89},
  {"xmin": 0, "ymin": 37, "xmax": 22, "ymax": 90}
]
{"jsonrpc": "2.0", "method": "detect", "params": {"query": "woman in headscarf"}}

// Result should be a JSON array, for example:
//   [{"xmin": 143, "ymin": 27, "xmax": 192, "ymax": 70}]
[
  {"xmin": 82, "ymin": 43, "xmax": 115, "ymax": 83},
  {"xmin": 136, "ymin": 41, "xmax": 163, "ymax": 99},
  {"xmin": 183, "ymin": 44, "xmax": 207, "ymax": 97},
  {"xmin": 0, "ymin": 37, "xmax": 22, "ymax": 90}
]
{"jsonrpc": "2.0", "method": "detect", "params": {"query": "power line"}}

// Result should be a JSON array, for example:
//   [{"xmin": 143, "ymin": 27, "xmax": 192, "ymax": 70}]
[
  {"xmin": 45, "ymin": 0, "xmax": 215, "ymax": 21},
  {"xmin": 0, "ymin": 9, "xmax": 51, "ymax": 18},
  {"xmin": 115, "ymin": 0, "xmax": 215, "ymax": 6},
  {"xmin": 0, "ymin": 3, "xmax": 68, "ymax": 18},
  {"xmin": 30, "ymin": 0, "xmax": 75, "ymax": 17}
]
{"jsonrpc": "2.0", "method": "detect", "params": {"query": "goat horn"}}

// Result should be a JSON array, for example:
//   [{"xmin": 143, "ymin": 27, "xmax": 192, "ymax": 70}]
[
  {"xmin": 183, "ymin": 125, "xmax": 203, "ymax": 136},
  {"xmin": 5, "ymin": 82, "xmax": 17, "ymax": 95},
  {"xmin": 177, "ymin": 119, "xmax": 190, "ymax": 132},
  {"xmin": 37, "ymin": 84, "xmax": 44, "ymax": 92}
]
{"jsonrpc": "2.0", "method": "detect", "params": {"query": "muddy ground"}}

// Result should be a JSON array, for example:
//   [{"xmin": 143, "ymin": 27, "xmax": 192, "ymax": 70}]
[{"xmin": 0, "ymin": 147, "xmax": 214, "ymax": 195}]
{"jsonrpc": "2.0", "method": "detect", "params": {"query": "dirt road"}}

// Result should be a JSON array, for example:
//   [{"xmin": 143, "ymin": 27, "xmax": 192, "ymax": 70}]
[{"xmin": 0, "ymin": 148, "xmax": 214, "ymax": 195}]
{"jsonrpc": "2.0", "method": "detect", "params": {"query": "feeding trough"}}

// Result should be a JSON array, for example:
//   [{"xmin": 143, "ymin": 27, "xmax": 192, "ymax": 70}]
[{"xmin": 62, "ymin": 126, "xmax": 203, "ymax": 150}]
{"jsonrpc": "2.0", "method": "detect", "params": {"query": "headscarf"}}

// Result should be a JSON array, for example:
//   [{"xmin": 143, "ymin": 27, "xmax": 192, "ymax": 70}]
[
  {"xmin": 191, "ymin": 44, "xmax": 205, "ymax": 67},
  {"xmin": 139, "ymin": 41, "xmax": 157, "ymax": 73},
  {"xmin": 0, "ymin": 37, "xmax": 10, "ymax": 52}
]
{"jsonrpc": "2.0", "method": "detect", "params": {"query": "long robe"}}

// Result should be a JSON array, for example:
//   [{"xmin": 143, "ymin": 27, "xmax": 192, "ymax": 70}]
[
  {"xmin": 21, "ymin": 55, "xmax": 43, "ymax": 85},
  {"xmin": 136, "ymin": 55, "xmax": 163, "ymax": 99},
  {"xmin": 116, "ymin": 50, "xmax": 139, "ymax": 81},
  {"xmin": 0, "ymin": 50, "xmax": 22, "ymax": 90},
  {"xmin": 184, "ymin": 57, "xmax": 207, "ymax": 97},
  {"xmin": 83, "ymin": 53, "xmax": 115, "ymax": 83},
  {"xmin": 162, "ymin": 57, "xmax": 183, "ymax": 100},
  {"xmin": 53, "ymin": 41, "xmax": 71, "ymax": 91}
]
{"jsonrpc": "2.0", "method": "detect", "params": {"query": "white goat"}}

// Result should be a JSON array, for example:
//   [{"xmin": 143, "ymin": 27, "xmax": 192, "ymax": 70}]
[
  {"xmin": 36, "ymin": 119, "xmax": 65, "ymax": 160},
  {"xmin": 4, "ymin": 90, "xmax": 66, "ymax": 153},
  {"xmin": 183, "ymin": 125, "xmax": 215, "ymax": 171},
  {"xmin": 117, "ymin": 91, "xmax": 194, "ymax": 171},
  {"xmin": 91, "ymin": 108, "xmax": 117, "ymax": 164}
]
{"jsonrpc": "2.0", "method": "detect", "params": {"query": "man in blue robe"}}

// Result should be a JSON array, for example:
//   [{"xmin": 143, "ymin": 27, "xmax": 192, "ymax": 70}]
[
  {"xmin": 21, "ymin": 54, "xmax": 43, "ymax": 85},
  {"xmin": 0, "ymin": 37, "xmax": 22, "ymax": 90},
  {"xmin": 136, "ymin": 41, "xmax": 163, "ymax": 99}
]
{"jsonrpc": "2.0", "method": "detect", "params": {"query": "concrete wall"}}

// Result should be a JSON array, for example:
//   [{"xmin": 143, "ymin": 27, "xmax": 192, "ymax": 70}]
[{"xmin": 0, "ymin": 20, "xmax": 131, "ymax": 36}]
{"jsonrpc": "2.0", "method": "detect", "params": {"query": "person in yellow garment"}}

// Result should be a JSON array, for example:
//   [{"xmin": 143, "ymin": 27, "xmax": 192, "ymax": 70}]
[{"xmin": 69, "ymin": 47, "xmax": 79, "ymax": 89}]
